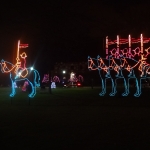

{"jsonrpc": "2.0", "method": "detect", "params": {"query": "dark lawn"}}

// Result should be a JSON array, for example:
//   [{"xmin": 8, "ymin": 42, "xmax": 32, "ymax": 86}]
[{"xmin": 0, "ymin": 86, "xmax": 150, "ymax": 149}]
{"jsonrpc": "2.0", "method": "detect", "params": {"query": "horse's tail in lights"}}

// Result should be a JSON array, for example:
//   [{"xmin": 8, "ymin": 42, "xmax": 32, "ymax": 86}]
[{"xmin": 33, "ymin": 69, "xmax": 40, "ymax": 87}]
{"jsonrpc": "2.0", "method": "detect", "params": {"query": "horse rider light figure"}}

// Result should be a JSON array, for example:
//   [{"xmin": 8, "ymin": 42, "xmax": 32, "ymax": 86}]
[{"xmin": 15, "ymin": 52, "xmax": 28, "ymax": 78}]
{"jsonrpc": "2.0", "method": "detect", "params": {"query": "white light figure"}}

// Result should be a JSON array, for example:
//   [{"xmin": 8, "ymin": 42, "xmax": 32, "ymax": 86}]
[
  {"xmin": 68, "ymin": 72, "xmax": 78, "ymax": 86},
  {"xmin": 51, "ymin": 82, "xmax": 56, "ymax": 88},
  {"xmin": 70, "ymin": 72, "xmax": 78, "ymax": 82}
]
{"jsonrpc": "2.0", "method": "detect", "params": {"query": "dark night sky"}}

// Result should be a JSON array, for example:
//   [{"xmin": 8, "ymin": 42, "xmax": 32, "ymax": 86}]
[{"xmin": 0, "ymin": 0, "xmax": 150, "ymax": 72}]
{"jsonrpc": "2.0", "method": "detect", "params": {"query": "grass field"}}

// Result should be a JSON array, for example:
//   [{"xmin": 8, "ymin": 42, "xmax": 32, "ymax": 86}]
[{"xmin": 0, "ymin": 86, "xmax": 150, "ymax": 149}]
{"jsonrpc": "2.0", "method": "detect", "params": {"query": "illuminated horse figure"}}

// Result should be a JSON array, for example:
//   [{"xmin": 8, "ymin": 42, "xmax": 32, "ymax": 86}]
[
  {"xmin": 0, "ymin": 59, "xmax": 40, "ymax": 98},
  {"xmin": 97, "ymin": 55, "xmax": 132, "ymax": 96},
  {"xmin": 88, "ymin": 55, "xmax": 145, "ymax": 97},
  {"xmin": 88, "ymin": 55, "xmax": 124, "ymax": 96},
  {"xmin": 118, "ymin": 55, "xmax": 150, "ymax": 97}
]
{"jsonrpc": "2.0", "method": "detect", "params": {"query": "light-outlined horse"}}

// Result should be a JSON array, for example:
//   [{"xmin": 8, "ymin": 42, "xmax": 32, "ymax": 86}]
[
  {"xmin": 88, "ymin": 56, "xmax": 122, "ymax": 96},
  {"xmin": 0, "ymin": 59, "xmax": 40, "ymax": 98},
  {"xmin": 97, "ymin": 55, "xmax": 130, "ymax": 96},
  {"xmin": 88, "ymin": 55, "xmax": 150, "ymax": 97},
  {"xmin": 109, "ymin": 55, "xmax": 141, "ymax": 97},
  {"xmin": 118, "ymin": 55, "xmax": 150, "ymax": 97}
]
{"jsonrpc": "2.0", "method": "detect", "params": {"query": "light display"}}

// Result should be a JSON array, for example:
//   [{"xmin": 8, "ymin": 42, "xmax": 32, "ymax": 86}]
[
  {"xmin": 42, "ymin": 74, "xmax": 60, "ymax": 88},
  {"xmin": 78, "ymin": 75, "xmax": 84, "ymax": 82},
  {"xmin": 0, "ymin": 40, "xmax": 40, "ymax": 98},
  {"xmin": 42, "ymin": 74, "xmax": 49, "ymax": 83},
  {"xmin": 14, "ymin": 81, "xmax": 18, "ymax": 88},
  {"xmin": 22, "ymin": 81, "xmax": 29, "ymax": 91},
  {"xmin": 42, "ymin": 74, "xmax": 60, "ymax": 83},
  {"xmin": 69, "ymin": 72, "xmax": 78, "ymax": 82},
  {"xmin": 51, "ymin": 82, "xmax": 56, "ymax": 88},
  {"xmin": 88, "ymin": 34, "xmax": 150, "ymax": 97},
  {"xmin": 53, "ymin": 76, "xmax": 60, "ymax": 83}
]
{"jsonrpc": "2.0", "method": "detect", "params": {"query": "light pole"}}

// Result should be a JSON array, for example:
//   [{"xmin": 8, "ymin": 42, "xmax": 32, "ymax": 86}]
[
  {"xmin": 49, "ymin": 70, "xmax": 52, "ymax": 94},
  {"xmin": 62, "ymin": 70, "xmax": 66, "ymax": 86},
  {"xmin": 62, "ymin": 70, "xmax": 66, "ymax": 74}
]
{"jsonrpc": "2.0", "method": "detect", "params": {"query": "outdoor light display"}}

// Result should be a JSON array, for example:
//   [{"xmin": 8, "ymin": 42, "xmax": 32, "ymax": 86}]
[
  {"xmin": 69, "ymin": 72, "xmax": 78, "ymax": 82},
  {"xmin": 22, "ymin": 81, "xmax": 29, "ymax": 91},
  {"xmin": 42, "ymin": 74, "xmax": 60, "ymax": 88},
  {"xmin": 42, "ymin": 74, "xmax": 49, "ymax": 83},
  {"xmin": 88, "ymin": 34, "xmax": 150, "ymax": 97},
  {"xmin": 51, "ymin": 76, "xmax": 60, "ymax": 88},
  {"xmin": 78, "ymin": 75, "xmax": 84, "ymax": 82},
  {"xmin": 0, "ymin": 40, "xmax": 40, "ymax": 98},
  {"xmin": 13, "ymin": 81, "xmax": 18, "ymax": 88},
  {"xmin": 51, "ymin": 82, "xmax": 56, "ymax": 88},
  {"xmin": 42, "ymin": 74, "xmax": 60, "ymax": 83},
  {"xmin": 106, "ymin": 34, "xmax": 150, "ymax": 59}
]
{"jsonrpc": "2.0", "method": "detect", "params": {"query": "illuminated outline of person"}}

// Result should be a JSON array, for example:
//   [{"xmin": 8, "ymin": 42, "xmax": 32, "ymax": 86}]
[
  {"xmin": 20, "ymin": 52, "xmax": 27, "ymax": 69},
  {"xmin": 16, "ymin": 52, "xmax": 27, "ymax": 76}
]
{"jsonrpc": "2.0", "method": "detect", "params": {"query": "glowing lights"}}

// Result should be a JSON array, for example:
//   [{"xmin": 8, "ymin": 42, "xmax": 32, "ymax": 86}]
[
  {"xmin": 51, "ymin": 82, "xmax": 56, "ymax": 88},
  {"xmin": 88, "ymin": 34, "xmax": 150, "ymax": 97},
  {"xmin": 42, "ymin": 74, "xmax": 49, "ymax": 83},
  {"xmin": 53, "ymin": 76, "xmax": 60, "ymax": 83},
  {"xmin": 106, "ymin": 34, "xmax": 150, "ymax": 59},
  {"xmin": 69, "ymin": 72, "xmax": 78, "ymax": 82},
  {"xmin": 62, "ymin": 70, "xmax": 66, "ymax": 74},
  {"xmin": 22, "ymin": 81, "xmax": 29, "ymax": 91},
  {"xmin": 30, "ymin": 67, "xmax": 34, "ymax": 70},
  {"xmin": 0, "ymin": 40, "xmax": 40, "ymax": 98}
]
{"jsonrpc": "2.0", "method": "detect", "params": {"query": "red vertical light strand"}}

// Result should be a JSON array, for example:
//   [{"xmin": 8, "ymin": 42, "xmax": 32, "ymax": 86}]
[
  {"xmin": 141, "ymin": 34, "xmax": 143, "ymax": 54},
  {"xmin": 117, "ymin": 35, "xmax": 119, "ymax": 58},
  {"xmin": 128, "ymin": 34, "xmax": 131, "ymax": 58},
  {"xmin": 106, "ymin": 36, "xmax": 108, "ymax": 59}
]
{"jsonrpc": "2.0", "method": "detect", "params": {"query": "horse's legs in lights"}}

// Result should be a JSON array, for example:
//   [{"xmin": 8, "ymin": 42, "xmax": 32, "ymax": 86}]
[
  {"xmin": 99, "ymin": 77, "xmax": 106, "ymax": 96},
  {"xmin": 128, "ymin": 77, "xmax": 141, "ymax": 97},
  {"xmin": 109, "ymin": 78, "xmax": 117, "ymax": 96},
  {"xmin": 10, "ymin": 74, "xmax": 16, "ymax": 97},
  {"xmin": 134, "ymin": 78, "xmax": 141, "ymax": 97},
  {"xmin": 122, "ymin": 78, "xmax": 128, "ymax": 96},
  {"xmin": 28, "ymin": 80, "xmax": 36, "ymax": 98}
]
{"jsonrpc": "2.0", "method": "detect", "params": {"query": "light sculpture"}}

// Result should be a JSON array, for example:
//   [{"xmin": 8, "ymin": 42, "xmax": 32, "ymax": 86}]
[
  {"xmin": 42, "ymin": 74, "xmax": 60, "ymax": 88},
  {"xmin": 53, "ymin": 76, "xmax": 60, "ymax": 83},
  {"xmin": 42, "ymin": 74, "xmax": 49, "ymax": 83},
  {"xmin": 0, "ymin": 40, "xmax": 40, "ymax": 98},
  {"xmin": 78, "ymin": 75, "xmax": 84, "ymax": 82},
  {"xmin": 51, "ymin": 82, "xmax": 56, "ymax": 88},
  {"xmin": 88, "ymin": 34, "xmax": 150, "ymax": 97},
  {"xmin": 22, "ymin": 81, "xmax": 29, "ymax": 91},
  {"xmin": 42, "ymin": 74, "xmax": 60, "ymax": 83},
  {"xmin": 69, "ymin": 72, "xmax": 78, "ymax": 82},
  {"xmin": 14, "ymin": 81, "xmax": 18, "ymax": 88},
  {"xmin": 51, "ymin": 76, "xmax": 60, "ymax": 88}
]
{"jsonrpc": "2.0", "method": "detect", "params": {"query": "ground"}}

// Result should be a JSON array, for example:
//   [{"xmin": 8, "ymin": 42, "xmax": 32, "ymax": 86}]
[{"xmin": 0, "ymin": 86, "xmax": 150, "ymax": 149}]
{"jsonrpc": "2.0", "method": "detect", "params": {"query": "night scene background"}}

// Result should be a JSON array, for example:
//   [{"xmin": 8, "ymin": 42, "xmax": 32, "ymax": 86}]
[
  {"xmin": 1, "ymin": 1, "xmax": 150, "ymax": 149},
  {"xmin": 0, "ymin": 0, "xmax": 150, "ymax": 74}
]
